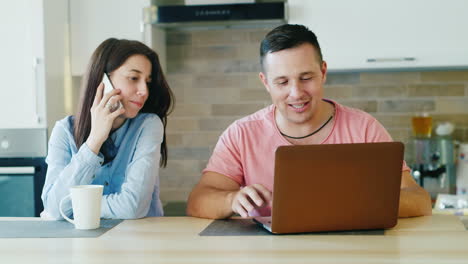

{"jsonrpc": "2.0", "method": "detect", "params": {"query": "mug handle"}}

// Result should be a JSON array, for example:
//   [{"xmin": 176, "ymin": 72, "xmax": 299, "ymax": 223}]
[{"xmin": 59, "ymin": 194, "xmax": 74, "ymax": 225}]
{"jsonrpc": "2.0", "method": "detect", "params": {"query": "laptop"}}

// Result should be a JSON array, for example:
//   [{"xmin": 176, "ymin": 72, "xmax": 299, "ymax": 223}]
[{"xmin": 253, "ymin": 142, "xmax": 404, "ymax": 234}]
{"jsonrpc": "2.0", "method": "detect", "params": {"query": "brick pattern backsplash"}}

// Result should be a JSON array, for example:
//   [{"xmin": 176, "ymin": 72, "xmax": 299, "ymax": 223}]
[{"xmin": 158, "ymin": 28, "xmax": 468, "ymax": 202}]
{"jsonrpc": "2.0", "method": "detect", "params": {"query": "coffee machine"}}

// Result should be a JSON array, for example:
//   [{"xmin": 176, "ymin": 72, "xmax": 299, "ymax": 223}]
[{"xmin": 407, "ymin": 136, "xmax": 457, "ymax": 199}]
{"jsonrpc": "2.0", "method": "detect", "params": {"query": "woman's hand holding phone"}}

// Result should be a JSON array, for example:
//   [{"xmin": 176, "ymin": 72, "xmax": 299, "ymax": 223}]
[
  {"xmin": 86, "ymin": 82, "xmax": 126, "ymax": 155},
  {"xmin": 102, "ymin": 73, "xmax": 123, "ymax": 112}
]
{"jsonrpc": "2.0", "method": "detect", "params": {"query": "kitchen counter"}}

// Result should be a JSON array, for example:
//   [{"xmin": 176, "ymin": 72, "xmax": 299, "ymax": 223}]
[{"xmin": 1, "ymin": 215, "xmax": 468, "ymax": 263}]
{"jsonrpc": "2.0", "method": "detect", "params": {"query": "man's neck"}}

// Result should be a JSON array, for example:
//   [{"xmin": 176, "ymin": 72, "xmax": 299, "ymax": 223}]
[{"xmin": 275, "ymin": 100, "xmax": 335, "ymax": 140}]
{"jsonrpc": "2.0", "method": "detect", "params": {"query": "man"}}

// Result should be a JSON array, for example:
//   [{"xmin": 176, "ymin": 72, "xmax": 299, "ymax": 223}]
[{"xmin": 187, "ymin": 24, "xmax": 432, "ymax": 219}]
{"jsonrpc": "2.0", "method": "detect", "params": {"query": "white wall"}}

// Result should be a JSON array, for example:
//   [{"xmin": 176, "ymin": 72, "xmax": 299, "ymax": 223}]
[{"xmin": 44, "ymin": 0, "xmax": 71, "ymax": 138}]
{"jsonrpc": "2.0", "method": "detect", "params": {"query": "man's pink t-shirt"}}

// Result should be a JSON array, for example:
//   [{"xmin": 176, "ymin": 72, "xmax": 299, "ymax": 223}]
[{"xmin": 203, "ymin": 100, "xmax": 410, "ymax": 216}]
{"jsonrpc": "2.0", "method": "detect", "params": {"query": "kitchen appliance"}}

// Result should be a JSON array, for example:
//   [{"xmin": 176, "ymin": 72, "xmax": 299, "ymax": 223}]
[
  {"xmin": 144, "ymin": 0, "xmax": 287, "ymax": 28},
  {"xmin": 407, "ymin": 136, "xmax": 457, "ymax": 199},
  {"xmin": 141, "ymin": 0, "xmax": 287, "ymax": 74},
  {"xmin": 456, "ymin": 143, "xmax": 468, "ymax": 194},
  {"xmin": 0, "ymin": 128, "xmax": 47, "ymax": 216}
]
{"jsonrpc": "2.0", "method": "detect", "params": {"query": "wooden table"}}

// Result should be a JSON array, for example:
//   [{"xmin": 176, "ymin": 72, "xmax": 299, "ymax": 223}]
[{"xmin": 1, "ymin": 215, "xmax": 468, "ymax": 263}]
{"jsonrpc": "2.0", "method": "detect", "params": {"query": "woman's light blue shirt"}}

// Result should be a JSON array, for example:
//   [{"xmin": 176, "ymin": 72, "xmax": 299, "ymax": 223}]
[{"xmin": 41, "ymin": 113, "xmax": 164, "ymax": 219}]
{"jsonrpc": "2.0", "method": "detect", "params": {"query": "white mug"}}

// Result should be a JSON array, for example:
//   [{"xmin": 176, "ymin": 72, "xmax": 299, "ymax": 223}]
[{"xmin": 59, "ymin": 185, "xmax": 104, "ymax": 229}]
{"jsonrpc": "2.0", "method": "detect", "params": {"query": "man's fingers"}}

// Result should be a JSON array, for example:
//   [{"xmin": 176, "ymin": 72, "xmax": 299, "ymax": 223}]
[
  {"xmin": 252, "ymin": 184, "xmax": 273, "ymax": 203},
  {"xmin": 231, "ymin": 184, "xmax": 273, "ymax": 218},
  {"xmin": 243, "ymin": 187, "xmax": 266, "ymax": 207},
  {"xmin": 237, "ymin": 194, "xmax": 255, "ymax": 213},
  {"xmin": 233, "ymin": 203, "xmax": 248, "ymax": 218}
]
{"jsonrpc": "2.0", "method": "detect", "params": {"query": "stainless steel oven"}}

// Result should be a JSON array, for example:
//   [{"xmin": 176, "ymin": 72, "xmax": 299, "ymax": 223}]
[{"xmin": 0, "ymin": 129, "xmax": 47, "ymax": 217}]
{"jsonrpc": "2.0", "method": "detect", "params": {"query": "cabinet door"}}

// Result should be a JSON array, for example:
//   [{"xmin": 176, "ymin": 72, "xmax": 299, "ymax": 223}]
[
  {"xmin": 70, "ymin": 0, "xmax": 150, "ymax": 76},
  {"xmin": 0, "ymin": 0, "xmax": 46, "ymax": 128},
  {"xmin": 289, "ymin": 0, "xmax": 468, "ymax": 71}
]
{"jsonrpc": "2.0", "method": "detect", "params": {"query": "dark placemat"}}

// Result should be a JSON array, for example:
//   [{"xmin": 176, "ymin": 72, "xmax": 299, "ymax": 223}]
[
  {"xmin": 199, "ymin": 219, "xmax": 384, "ymax": 236},
  {"xmin": 0, "ymin": 219, "xmax": 123, "ymax": 238},
  {"xmin": 163, "ymin": 201, "xmax": 187, "ymax": 216}
]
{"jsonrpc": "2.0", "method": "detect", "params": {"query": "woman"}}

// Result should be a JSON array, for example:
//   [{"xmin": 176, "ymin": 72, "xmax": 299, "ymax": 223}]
[{"xmin": 41, "ymin": 38, "xmax": 174, "ymax": 219}]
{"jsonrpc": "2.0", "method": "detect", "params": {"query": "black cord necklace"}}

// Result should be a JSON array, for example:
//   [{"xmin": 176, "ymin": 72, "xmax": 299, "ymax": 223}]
[{"xmin": 280, "ymin": 115, "xmax": 334, "ymax": 139}]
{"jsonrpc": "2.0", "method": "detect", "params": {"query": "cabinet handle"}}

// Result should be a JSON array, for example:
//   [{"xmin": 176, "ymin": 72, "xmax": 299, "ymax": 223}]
[
  {"xmin": 32, "ymin": 57, "xmax": 42, "ymax": 124},
  {"xmin": 366, "ymin": 57, "xmax": 416, "ymax": 63},
  {"xmin": 0, "ymin": 167, "xmax": 35, "ymax": 174}
]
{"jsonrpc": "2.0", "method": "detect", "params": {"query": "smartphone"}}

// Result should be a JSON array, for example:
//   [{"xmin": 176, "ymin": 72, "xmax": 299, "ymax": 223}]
[{"xmin": 102, "ymin": 73, "xmax": 123, "ymax": 112}]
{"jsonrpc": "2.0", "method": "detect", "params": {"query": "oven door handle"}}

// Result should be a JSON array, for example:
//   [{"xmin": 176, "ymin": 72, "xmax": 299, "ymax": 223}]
[{"xmin": 0, "ymin": 166, "xmax": 35, "ymax": 174}]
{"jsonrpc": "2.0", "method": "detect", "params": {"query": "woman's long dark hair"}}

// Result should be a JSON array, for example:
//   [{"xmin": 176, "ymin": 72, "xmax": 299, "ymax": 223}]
[{"xmin": 74, "ymin": 38, "xmax": 174, "ymax": 167}]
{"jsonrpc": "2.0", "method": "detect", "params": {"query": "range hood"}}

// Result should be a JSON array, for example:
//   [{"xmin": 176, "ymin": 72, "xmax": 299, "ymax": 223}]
[{"xmin": 144, "ymin": 0, "xmax": 287, "ymax": 29}]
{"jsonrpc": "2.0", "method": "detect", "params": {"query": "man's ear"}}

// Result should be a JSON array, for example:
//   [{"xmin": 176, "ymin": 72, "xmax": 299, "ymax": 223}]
[
  {"xmin": 321, "ymin": 61, "xmax": 328, "ymax": 84},
  {"xmin": 259, "ymin": 71, "xmax": 270, "ymax": 93}
]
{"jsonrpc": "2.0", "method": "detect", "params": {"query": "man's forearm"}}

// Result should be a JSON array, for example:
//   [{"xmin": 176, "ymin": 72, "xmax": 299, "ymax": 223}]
[
  {"xmin": 186, "ymin": 185, "xmax": 236, "ymax": 219},
  {"xmin": 398, "ymin": 186, "xmax": 432, "ymax": 218}
]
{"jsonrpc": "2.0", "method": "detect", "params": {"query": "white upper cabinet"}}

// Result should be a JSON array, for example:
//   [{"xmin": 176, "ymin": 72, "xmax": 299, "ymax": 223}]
[
  {"xmin": 70, "ymin": 0, "xmax": 151, "ymax": 76},
  {"xmin": 0, "ymin": 0, "xmax": 46, "ymax": 128},
  {"xmin": 288, "ymin": 0, "xmax": 468, "ymax": 71}
]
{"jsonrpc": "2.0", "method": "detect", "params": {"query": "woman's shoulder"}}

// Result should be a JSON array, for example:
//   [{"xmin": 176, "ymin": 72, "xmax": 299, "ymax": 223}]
[
  {"xmin": 52, "ymin": 116, "xmax": 75, "ymax": 134},
  {"xmin": 131, "ymin": 113, "xmax": 163, "ymax": 131},
  {"xmin": 128, "ymin": 113, "xmax": 164, "ymax": 143},
  {"xmin": 48, "ymin": 116, "xmax": 76, "ymax": 147}
]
